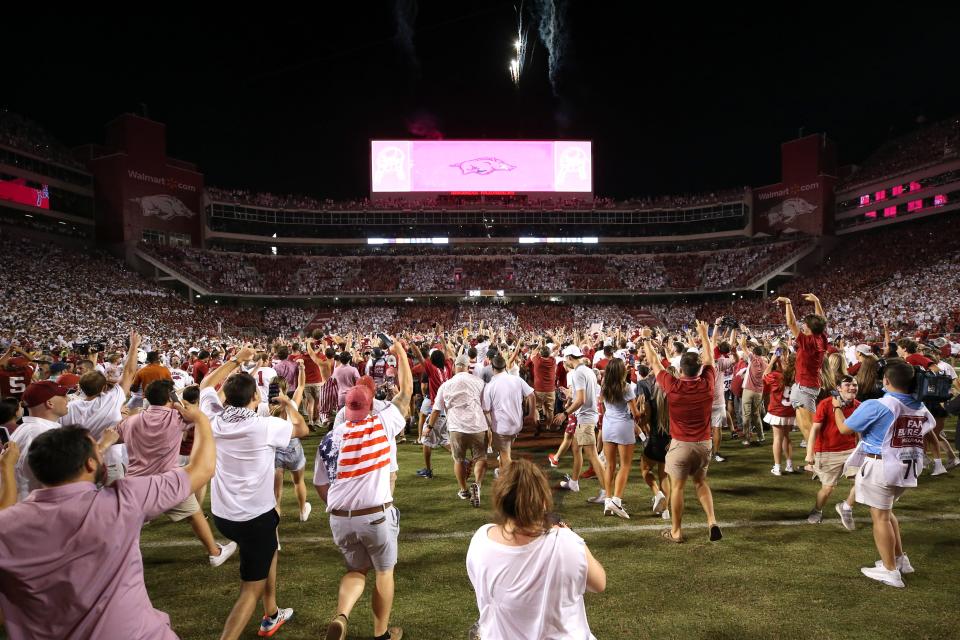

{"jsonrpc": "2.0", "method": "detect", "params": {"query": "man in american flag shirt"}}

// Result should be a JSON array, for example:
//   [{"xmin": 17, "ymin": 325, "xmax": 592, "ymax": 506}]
[{"xmin": 314, "ymin": 339, "xmax": 412, "ymax": 640}]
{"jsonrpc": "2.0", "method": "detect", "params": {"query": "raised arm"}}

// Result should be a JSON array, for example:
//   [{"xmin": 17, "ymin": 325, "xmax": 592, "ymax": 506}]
[
  {"xmin": 292, "ymin": 360, "xmax": 307, "ymax": 406},
  {"xmin": 175, "ymin": 403, "xmax": 216, "ymax": 493},
  {"xmin": 118, "ymin": 330, "xmax": 142, "ymax": 396},
  {"xmin": 803, "ymin": 293, "xmax": 826, "ymax": 322},
  {"xmin": 696, "ymin": 320, "xmax": 714, "ymax": 368},
  {"xmin": 200, "ymin": 344, "xmax": 256, "ymax": 391},
  {"xmin": 0, "ymin": 442, "xmax": 19, "ymax": 510},
  {"xmin": 391, "ymin": 339, "xmax": 413, "ymax": 418},
  {"xmin": 776, "ymin": 297, "xmax": 801, "ymax": 338},
  {"xmin": 643, "ymin": 340, "xmax": 665, "ymax": 376}
]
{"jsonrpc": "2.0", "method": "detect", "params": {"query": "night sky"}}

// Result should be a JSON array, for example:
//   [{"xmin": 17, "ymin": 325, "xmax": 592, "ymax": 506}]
[{"xmin": 6, "ymin": 5, "xmax": 957, "ymax": 198}]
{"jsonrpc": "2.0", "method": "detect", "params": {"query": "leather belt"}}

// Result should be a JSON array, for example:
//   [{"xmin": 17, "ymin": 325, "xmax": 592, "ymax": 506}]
[
  {"xmin": 330, "ymin": 502, "xmax": 393, "ymax": 518},
  {"xmin": 864, "ymin": 453, "xmax": 882, "ymax": 459}
]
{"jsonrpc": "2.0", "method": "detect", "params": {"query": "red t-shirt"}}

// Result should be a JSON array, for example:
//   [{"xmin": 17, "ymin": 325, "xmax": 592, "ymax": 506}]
[
  {"xmin": 905, "ymin": 353, "xmax": 934, "ymax": 369},
  {"xmin": 656, "ymin": 365, "xmax": 716, "ymax": 442},
  {"xmin": 795, "ymin": 332, "xmax": 828, "ymax": 388},
  {"xmin": 415, "ymin": 358, "xmax": 454, "ymax": 401},
  {"xmin": 530, "ymin": 354, "xmax": 557, "ymax": 393},
  {"xmin": 192, "ymin": 361, "xmax": 210, "ymax": 383},
  {"xmin": 763, "ymin": 371, "xmax": 796, "ymax": 418},
  {"xmin": 292, "ymin": 353, "xmax": 322, "ymax": 384},
  {"xmin": 847, "ymin": 362, "xmax": 861, "ymax": 376},
  {"xmin": 0, "ymin": 365, "xmax": 34, "ymax": 398},
  {"xmin": 813, "ymin": 397, "xmax": 860, "ymax": 453},
  {"xmin": 555, "ymin": 360, "xmax": 568, "ymax": 389}
]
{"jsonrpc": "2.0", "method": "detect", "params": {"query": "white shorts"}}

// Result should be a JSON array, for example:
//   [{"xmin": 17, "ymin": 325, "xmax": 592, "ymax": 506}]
[
  {"xmin": 420, "ymin": 397, "xmax": 433, "ymax": 416},
  {"xmin": 711, "ymin": 405, "xmax": 726, "ymax": 428},
  {"xmin": 855, "ymin": 457, "xmax": 906, "ymax": 510}
]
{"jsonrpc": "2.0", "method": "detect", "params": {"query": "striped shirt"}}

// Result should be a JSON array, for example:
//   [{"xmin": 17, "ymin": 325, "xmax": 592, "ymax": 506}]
[{"xmin": 321, "ymin": 404, "xmax": 405, "ymax": 513}]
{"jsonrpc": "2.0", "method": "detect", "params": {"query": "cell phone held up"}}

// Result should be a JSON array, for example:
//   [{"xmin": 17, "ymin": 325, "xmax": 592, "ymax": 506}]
[
  {"xmin": 0, "ymin": 426, "xmax": 9, "ymax": 445},
  {"xmin": 377, "ymin": 333, "xmax": 393, "ymax": 349},
  {"xmin": 268, "ymin": 382, "xmax": 281, "ymax": 404}
]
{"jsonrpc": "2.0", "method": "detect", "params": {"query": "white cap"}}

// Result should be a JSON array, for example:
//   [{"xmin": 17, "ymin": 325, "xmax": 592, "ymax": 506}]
[
  {"xmin": 604, "ymin": 337, "xmax": 614, "ymax": 347},
  {"xmin": 562, "ymin": 345, "xmax": 583, "ymax": 358},
  {"xmin": 855, "ymin": 344, "xmax": 873, "ymax": 356}
]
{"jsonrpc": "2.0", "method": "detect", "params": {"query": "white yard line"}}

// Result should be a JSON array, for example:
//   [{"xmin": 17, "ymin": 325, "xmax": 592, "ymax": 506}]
[{"xmin": 141, "ymin": 512, "xmax": 960, "ymax": 548}]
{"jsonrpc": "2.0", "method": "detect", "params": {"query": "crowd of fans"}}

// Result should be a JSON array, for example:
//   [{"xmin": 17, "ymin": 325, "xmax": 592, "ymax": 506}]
[
  {"xmin": 0, "ymin": 110, "xmax": 86, "ymax": 169},
  {"xmin": 839, "ymin": 116, "xmax": 960, "ymax": 190},
  {"xmin": 141, "ymin": 239, "xmax": 811, "ymax": 296},
  {"xmin": 206, "ymin": 186, "xmax": 749, "ymax": 212}
]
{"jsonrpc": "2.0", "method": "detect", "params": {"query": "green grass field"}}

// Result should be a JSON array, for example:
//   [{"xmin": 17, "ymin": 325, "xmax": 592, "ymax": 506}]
[{"xmin": 130, "ymin": 423, "xmax": 960, "ymax": 640}]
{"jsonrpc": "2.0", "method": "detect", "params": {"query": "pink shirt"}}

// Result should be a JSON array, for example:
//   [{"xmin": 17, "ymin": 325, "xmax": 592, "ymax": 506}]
[
  {"xmin": 118, "ymin": 406, "xmax": 188, "ymax": 477},
  {"xmin": 0, "ymin": 469, "xmax": 191, "ymax": 640}
]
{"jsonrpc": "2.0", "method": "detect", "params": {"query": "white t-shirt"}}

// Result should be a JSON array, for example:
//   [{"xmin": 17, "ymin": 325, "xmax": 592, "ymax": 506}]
[
  {"xmin": 936, "ymin": 360, "xmax": 957, "ymax": 380},
  {"xmin": 466, "ymin": 524, "xmax": 596, "ymax": 640},
  {"xmin": 334, "ymin": 398, "xmax": 398, "ymax": 473},
  {"xmin": 200, "ymin": 388, "xmax": 293, "ymax": 522},
  {"xmin": 568, "ymin": 365, "xmax": 599, "ymax": 425},
  {"xmin": 62, "ymin": 385, "xmax": 127, "ymax": 467},
  {"xmin": 251, "ymin": 366, "xmax": 279, "ymax": 404},
  {"xmin": 317, "ymin": 404, "xmax": 405, "ymax": 512},
  {"xmin": 168, "ymin": 368, "xmax": 195, "ymax": 390},
  {"xmin": 10, "ymin": 416, "xmax": 60, "ymax": 502},
  {"xmin": 433, "ymin": 372, "xmax": 487, "ymax": 434},
  {"xmin": 482, "ymin": 372, "xmax": 534, "ymax": 436}
]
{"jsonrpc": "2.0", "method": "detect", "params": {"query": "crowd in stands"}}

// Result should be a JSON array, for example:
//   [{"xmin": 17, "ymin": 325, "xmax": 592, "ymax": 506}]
[
  {"xmin": 205, "ymin": 185, "xmax": 748, "ymax": 212},
  {"xmin": 141, "ymin": 239, "xmax": 811, "ymax": 296},
  {"xmin": 839, "ymin": 116, "xmax": 960, "ymax": 190},
  {"xmin": 0, "ymin": 110, "xmax": 86, "ymax": 169}
]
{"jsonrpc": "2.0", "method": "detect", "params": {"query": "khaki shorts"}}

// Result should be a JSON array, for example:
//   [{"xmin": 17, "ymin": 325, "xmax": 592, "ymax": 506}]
[
  {"xmin": 574, "ymin": 422, "xmax": 597, "ymax": 447},
  {"xmin": 535, "ymin": 391, "xmax": 556, "ymax": 422},
  {"xmin": 855, "ymin": 457, "xmax": 906, "ymax": 510},
  {"xmin": 814, "ymin": 450, "xmax": 855, "ymax": 487},
  {"xmin": 665, "ymin": 440, "xmax": 712, "ymax": 481},
  {"xmin": 165, "ymin": 494, "xmax": 201, "ymax": 522},
  {"xmin": 490, "ymin": 432, "xmax": 516, "ymax": 458},
  {"xmin": 329, "ymin": 505, "xmax": 400, "ymax": 572},
  {"xmin": 450, "ymin": 431, "xmax": 487, "ymax": 462}
]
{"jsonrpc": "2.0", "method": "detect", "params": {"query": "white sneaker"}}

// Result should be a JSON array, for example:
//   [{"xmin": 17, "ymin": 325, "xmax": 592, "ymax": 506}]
[
  {"xmin": 560, "ymin": 479, "xmax": 580, "ymax": 492},
  {"xmin": 487, "ymin": 446, "xmax": 494, "ymax": 455},
  {"xmin": 947, "ymin": 457, "xmax": 960, "ymax": 470},
  {"xmin": 209, "ymin": 541, "xmax": 237, "ymax": 567},
  {"xmin": 771, "ymin": 465, "xmax": 782, "ymax": 477},
  {"xmin": 876, "ymin": 555, "xmax": 915, "ymax": 575},
  {"xmin": 652, "ymin": 490, "xmax": 667, "ymax": 515},
  {"xmin": 714, "ymin": 455, "xmax": 726, "ymax": 463},
  {"xmin": 586, "ymin": 490, "xmax": 607, "ymax": 504},
  {"xmin": 661, "ymin": 509, "xmax": 670, "ymax": 520},
  {"xmin": 605, "ymin": 497, "xmax": 630, "ymax": 519},
  {"xmin": 835, "ymin": 502, "xmax": 856, "ymax": 531},
  {"xmin": 784, "ymin": 462, "xmax": 795, "ymax": 474},
  {"xmin": 259, "ymin": 607, "xmax": 294, "ymax": 636},
  {"xmin": 931, "ymin": 459, "xmax": 948, "ymax": 476},
  {"xmin": 799, "ymin": 440, "xmax": 807, "ymax": 449},
  {"xmin": 860, "ymin": 565, "xmax": 904, "ymax": 588},
  {"xmin": 299, "ymin": 502, "xmax": 312, "ymax": 523}
]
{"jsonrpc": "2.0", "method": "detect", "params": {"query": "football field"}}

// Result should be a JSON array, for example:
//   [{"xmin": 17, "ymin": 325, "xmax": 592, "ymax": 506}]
[{"xmin": 133, "ymin": 423, "xmax": 960, "ymax": 640}]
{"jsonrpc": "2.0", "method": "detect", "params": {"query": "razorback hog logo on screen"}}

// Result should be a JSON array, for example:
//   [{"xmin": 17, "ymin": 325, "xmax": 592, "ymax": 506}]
[
  {"xmin": 450, "ymin": 157, "xmax": 516, "ymax": 176},
  {"xmin": 891, "ymin": 415, "xmax": 925, "ymax": 449},
  {"xmin": 765, "ymin": 197, "xmax": 817, "ymax": 226},
  {"xmin": 130, "ymin": 195, "xmax": 197, "ymax": 221}
]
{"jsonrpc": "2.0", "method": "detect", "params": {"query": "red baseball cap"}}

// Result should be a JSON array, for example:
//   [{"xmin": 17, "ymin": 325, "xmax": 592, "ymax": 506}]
[
  {"xmin": 22, "ymin": 381, "xmax": 70, "ymax": 407},
  {"xmin": 345, "ymin": 386, "xmax": 373, "ymax": 423},
  {"xmin": 356, "ymin": 375, "xmax": 376, "ymax": 397}
]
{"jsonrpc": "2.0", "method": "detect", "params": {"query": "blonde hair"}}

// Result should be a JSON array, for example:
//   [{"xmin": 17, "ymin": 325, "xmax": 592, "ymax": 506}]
[{"xmin": 269, "ymin": 376, "xmax": 289, "ymax": 418}]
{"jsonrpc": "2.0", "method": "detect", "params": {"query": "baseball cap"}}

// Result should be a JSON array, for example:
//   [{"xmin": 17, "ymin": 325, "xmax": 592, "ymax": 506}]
[
  {"xmin": 344, "ymin": 386, "xmax": 373, "ymax": 423},
  {"xmin": 562, "ymin": 345, "xmax": 583, "ymax": 358},
  {"xmin": 454, "ymin": 354, "xmax": 471, "ymax": 368},
  {"xmin": 855, "ymin": 344, "xmax": 873, "ymax": 356},
  {"xmin": 22, "ymin": 380, "xmax": 70, "ymax": 407},
  {"xmin": 356, "ymin": 375, "xmax": 376, "ymax": 397},
  {"xmin": 50, "ymin": 362, "xmax": 70, "ymax": 375}
]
